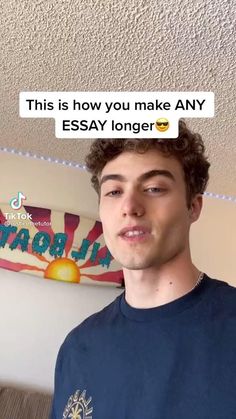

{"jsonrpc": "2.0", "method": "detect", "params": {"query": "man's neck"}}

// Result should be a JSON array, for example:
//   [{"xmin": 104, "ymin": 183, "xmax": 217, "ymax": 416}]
[{"xmin": 123, "ymin": 256, "xmax": 201, "ymax": 309}]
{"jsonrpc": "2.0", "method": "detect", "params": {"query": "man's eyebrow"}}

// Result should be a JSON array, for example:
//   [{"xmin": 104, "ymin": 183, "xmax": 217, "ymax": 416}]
[
  {"xmin": 100, "ymin": 170, "xmax": 175, "ymax": 187},
  {"xmin": 138, "ymin": 169, "xmax": 175, "ymax": 183},
  {"xmin": 100, "ymin": 174, "xmax": 126, "ymax": 187}
]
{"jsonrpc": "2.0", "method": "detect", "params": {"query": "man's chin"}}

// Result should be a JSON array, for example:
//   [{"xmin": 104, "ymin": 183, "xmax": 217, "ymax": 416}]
[
  {"xmin": 120, "ymin": 259, "xmax": 155, "ymax": 271},
  {"xmin": 112, "ymin": 248, "xmax": 161, "ymax": 270}
]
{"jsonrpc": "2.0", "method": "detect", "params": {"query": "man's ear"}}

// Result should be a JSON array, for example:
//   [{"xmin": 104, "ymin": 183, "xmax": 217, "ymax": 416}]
[{"xmin": 189, "ymin": 194, "xmax": 203, "ymax": 223}]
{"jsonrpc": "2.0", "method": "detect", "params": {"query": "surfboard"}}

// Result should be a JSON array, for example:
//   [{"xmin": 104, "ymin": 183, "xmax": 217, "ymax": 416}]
[{"xmin": 0, "ymin": 203, "xmax": 123, "ymax": 287}]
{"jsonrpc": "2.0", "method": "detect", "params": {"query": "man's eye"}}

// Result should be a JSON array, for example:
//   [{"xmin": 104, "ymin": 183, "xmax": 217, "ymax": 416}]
[
  {"xmin": 145, "ymin": 187, "xmax": 165, "ymax": 193},
  {"xmin": 105, "ymin": 190, "xmax": 121, "ymax": 196}
]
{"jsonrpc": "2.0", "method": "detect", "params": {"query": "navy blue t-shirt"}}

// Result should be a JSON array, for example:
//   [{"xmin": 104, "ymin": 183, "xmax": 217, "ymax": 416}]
[{"xmin": 51, "ymin": 274, "xmax": 236, "ymax": 419}]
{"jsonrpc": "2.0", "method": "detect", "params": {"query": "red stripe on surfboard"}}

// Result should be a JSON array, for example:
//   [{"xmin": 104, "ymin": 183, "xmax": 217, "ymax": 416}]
[
  {"xmin": 24, "ymin": 206, "xmax": 54, "ymax": 236},
  {"xmin": 83, "ymin": 271, "xmax": 123, "ymax": 284},
  {"xmin": 64, "ymin": 213, "xmax": 80, "ymax": 257},
  {"xmin": 0, "ymin": 210, "xmax": 6, "ymax": 225},
  {"xmin": 85, "ymin": 220, "xmax": 103, "ymax": 243},
  {"xmin": 0, "ymin": 258, "xmax": 45, "ymax": 273}
]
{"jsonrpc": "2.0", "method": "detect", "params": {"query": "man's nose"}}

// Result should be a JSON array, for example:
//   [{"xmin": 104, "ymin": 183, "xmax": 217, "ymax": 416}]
[{"xmin": 121, "ymin": 192, "xmax": 145, "ymax": 217}]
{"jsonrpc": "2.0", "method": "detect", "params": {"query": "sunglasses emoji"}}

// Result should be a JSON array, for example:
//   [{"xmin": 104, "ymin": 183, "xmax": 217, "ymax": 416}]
[{"xmin": 155, "ymin": 118, "xmax": 169, "ymax": 132}]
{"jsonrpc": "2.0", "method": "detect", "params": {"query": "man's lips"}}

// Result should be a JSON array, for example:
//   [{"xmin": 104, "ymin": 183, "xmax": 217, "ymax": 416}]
[{"xmin": 118, "ymin": 226, "xmax": 151, "ymax": 239}]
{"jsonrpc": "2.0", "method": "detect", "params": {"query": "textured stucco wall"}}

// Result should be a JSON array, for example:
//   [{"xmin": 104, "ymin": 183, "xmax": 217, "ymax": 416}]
[{"xmin": 0, "ymin": 0, "xmax": 235, "ymax": 195}]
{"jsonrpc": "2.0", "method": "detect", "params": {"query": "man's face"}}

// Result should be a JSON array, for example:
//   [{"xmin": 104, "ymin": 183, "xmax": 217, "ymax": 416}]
[{"xmin": 99, "ymin": 149, "xmax": 201, "ymax": 271}]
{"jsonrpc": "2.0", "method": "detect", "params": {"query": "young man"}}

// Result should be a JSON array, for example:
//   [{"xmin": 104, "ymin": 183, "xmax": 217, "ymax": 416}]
[{"xmin": 51, "ymin": 121, "xmax": 236, "ymax": 419}]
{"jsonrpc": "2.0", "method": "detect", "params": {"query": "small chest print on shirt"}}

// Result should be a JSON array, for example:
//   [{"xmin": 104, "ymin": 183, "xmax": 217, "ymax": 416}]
[{"xmin": 63, "ymin": 389, "xmax": 93, "ymax": 419}]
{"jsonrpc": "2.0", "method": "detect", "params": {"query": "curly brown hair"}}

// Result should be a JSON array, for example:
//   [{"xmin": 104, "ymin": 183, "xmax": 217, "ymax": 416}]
[{"xmin": 85, "ymin": 120, "xmax": 210, "ymax": 208}]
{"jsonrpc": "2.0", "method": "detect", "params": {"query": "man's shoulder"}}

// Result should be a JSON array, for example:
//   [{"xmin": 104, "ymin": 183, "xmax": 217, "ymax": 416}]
[
  {"xmin": 207, "ymin": 274, "xmax": 236, "ymax": 295},
  {"xmin": 206, "ymin": 274, "xmax": 236, "ymax": 313},
  {"xmin": 62, "ymin": 292, "xmax": 123, "ymax": 350}
]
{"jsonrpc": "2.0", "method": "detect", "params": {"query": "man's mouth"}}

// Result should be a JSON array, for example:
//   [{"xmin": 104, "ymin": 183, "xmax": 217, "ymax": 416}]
[
  {"xmin": 123, "ymin": 230, "xmax": 146, "ymax": 238},
  {"xmin": 118, "ymin": 226, "xmax": 151, "ymax": 241}
]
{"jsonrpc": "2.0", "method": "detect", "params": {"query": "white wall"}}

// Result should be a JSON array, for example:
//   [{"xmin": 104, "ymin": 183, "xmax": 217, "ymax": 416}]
[
  {"xmin": 0, "ymin": 269, "xmax": 122, "ymax": 392},
  {"xmin": 190, "ymin": 197, "xmax": 236, "ymax": 284},
  {"xmin": 0, "ymin": 151, "xmax": 235, "ymax": 392}
]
